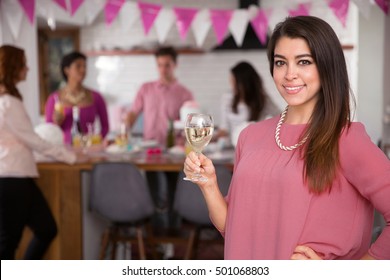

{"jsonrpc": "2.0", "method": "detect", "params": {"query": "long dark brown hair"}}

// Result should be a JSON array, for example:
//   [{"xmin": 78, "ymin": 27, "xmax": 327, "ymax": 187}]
[
  {"xmin": 230, "ymin": 61, "xmax": 266, "ymax": 122},
  {"xmin": 267, "ymin": 16, "xmax": 352, "ymax": 193},
  {"xmin": 0, "ymin": 45, "xmax": 25, "ymax": 100}
]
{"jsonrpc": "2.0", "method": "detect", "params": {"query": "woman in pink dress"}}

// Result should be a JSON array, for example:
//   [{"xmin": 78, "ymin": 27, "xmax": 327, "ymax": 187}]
[{"xmin": 184, "ymin": 16, "xmax": 390, "ymax": 260}]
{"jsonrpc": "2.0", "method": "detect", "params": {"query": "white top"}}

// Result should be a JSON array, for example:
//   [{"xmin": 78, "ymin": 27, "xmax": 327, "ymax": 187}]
[
  {"xmin": 219, "ymin": 93, "xmax": 280, "ymax": 138},
  {"xmin": 0, "ymin": 94, "xmax": 76, "ymax": 177}
]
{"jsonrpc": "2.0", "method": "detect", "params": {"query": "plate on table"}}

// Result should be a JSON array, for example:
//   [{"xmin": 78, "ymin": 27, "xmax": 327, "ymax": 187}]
[{"xmin": 139, "ymin": 140, "xmax": 159, "ymax": 148}]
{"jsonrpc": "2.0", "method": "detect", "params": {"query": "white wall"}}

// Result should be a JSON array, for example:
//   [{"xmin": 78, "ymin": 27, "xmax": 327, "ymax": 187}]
[{"xmin": 357, "ymin": 7, "xmax": 386, "ymax": 144}]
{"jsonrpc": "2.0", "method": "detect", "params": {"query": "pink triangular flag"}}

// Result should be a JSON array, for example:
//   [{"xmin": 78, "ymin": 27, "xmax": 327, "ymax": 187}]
[
  {"xmin": 53, "ymin": 0, "xmax": 67, "ymax": 11},
  {"xmin": 289, "ymin": 3, "xmax": 311, "ymax": 17},
  {"xmin": 328, "ymin": 0, "xmax": 350, "ymax": 28},
  {"xmin": 69, "ymin": 0, "xmax": 84, "ymax": 16},
  {"xmin": 104, "ymin": 0, "xmax": 125, "ymax": 26},
  {"xmin": 375, "ymin": 0, "xmax": 389, "ymax": 15},
  {"xmin": 250, "ymin": 9, "xmax": 271, "ymax": 45},
  {"xmin": 173, "ymin": 7, "xmax": 198, "ymax": 41},
  {"xmin": 210, "ymin": 9, "xmax": 233, "ymax": 45},
  {"xmin": 138, "ymin": 1, "xmax": 162, "ymax": 35},
  {"xmin": 18, "ymin": 0, "xmax": 35, "ymax": 25}
]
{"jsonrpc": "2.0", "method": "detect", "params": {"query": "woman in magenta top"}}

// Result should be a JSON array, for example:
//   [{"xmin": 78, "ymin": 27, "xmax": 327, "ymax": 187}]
[
  {"xmin": 45, "ymin": 51, "xmax": 109, "ymax": 145},
  {"xmin": 184, "ymin": 16, "xmax": 390, "ymax": 260}
]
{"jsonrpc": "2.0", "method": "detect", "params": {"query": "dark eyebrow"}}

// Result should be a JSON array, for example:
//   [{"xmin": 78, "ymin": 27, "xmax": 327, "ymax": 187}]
[{"xmin": 274, "ymin": 54, "xmax": 313, "ymax": 59}]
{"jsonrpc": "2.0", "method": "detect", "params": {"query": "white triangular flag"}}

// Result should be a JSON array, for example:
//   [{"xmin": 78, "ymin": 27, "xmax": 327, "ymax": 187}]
[
  {"xmin": 229, "ymin": 9, "xmax": 249, "ymax": 47},
  {"xmin": 118, "ymin": 1, "xmax": 139, "ymax": 32},
  {"xmin": 192, "ymin": 9, "xmax": 211, "ymax": 48},
  {"xmin": 84, "ymin": 0, "xmax": 105, "ymax": 25},
  {"xmin": 154, "ymin": 8, "xmax": 175, "ymax": 44},
  {"xmin": 2, "ymin": 0, "xmax": 24, "ymax": 40}
]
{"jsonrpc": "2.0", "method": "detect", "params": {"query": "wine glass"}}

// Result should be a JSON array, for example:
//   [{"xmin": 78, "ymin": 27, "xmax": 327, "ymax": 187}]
[{"xmin": 183, "ymin": 113, "xmax": 214, "ymax": 182}]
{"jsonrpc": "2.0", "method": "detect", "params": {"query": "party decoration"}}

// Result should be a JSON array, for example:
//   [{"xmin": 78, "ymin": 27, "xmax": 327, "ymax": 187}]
[
  {"xmin": 104, "ymin": 0, "xmax": 125, "ymax": 26},
  {"xmin": 289, "ymin": 3, "xmax": 311, "ymax": 17},
  {"xmin": 210, "ymin": 9, "xmax": 233, "ymax": 45},
  {"xmin": 138, "ymin": 1, "xmax": 162, "ymax": 35},
  {"xmin": 173, "ymin": 7, "xmax": 198, "ymax": 41},
  {"xmin": 69, "ymin": 0, "xmax": 84, "ymax": 16},
  {"xmin": 328, "ymin": 0, "xmax": 350, "ymax": 27},
  {"xmin": 250, "ymin": 9, "xmax": 271, "ymax": 45},
  {"xmin": 18, "ymin": 0, "xmax": 35, "ymax": 24},
  {"xmin": 53, "ymin": 0, "xmax": 67, "ymax": 11}
]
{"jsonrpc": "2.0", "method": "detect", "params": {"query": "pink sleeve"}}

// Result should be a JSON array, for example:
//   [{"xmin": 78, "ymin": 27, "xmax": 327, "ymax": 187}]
[
  {"xmin": 130, "ymin": 84, "xmax": 146, "ymax": 115},
  {"xmin": 93, "ymin": 92, "xmax": 109, "ymax": 138},
  {"xmin": 45, "ymin": 93, "xmax": 56, "ymax": 123},
  {"xmin": 339, "ymin": 123, "xmax": 390, "ymax": 259}
]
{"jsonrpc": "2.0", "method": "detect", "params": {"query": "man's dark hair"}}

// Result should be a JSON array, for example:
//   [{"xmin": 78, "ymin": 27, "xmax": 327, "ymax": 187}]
[{"xmin": 155, "ymin": 46, "xmax": 177, "ymax": 63}]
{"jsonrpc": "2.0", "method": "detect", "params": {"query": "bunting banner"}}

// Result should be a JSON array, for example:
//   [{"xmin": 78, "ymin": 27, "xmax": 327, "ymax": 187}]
[
  {"xmin": 250, "ymin": 9, "xmax": 271, "ymax": 45},
  {"xmin": 289, "ymin": 3, "xmax": 311, "ymax": 17},
  {"xmin": 4, "ymin": 0, "xmax": 389, "ymax": 48},
  {"xmin": 118, "ymin": 1, "xmax": 139, "ymax": 32},
  {"xmin": 53, "ymin": 0, "xmax": 67, "ymax": 11},
  {"xmin": 138, "ymin": 1, "xmax": 162, "ymax": 36},
  {"xmin": 191, "ymin": 9, "xmax": 212, "ymax": 48},
  {"xmin": 18, "ymin": 0, "xmax": 35, "ymax": 25},
  {"xmin": 229, "ymin": 9, "xmax": 249, "ymax": 47},
  {"xmin": 173, "ymin": 7, "xmax": 198, "ymax": 41},
  {"xmin": 375, "ymin": 0, "xmax": 389, "ymax": 15},
  {"xmin": 69, "ymin": 0, "xmax": 84, "ymax": 16},
  {"xmin": 210, "ymin": 9, "xmax": 233, "ymax": 45},
  {"xmin": 328, "ymin": 0, "xmax": 350, "ymax": 27},
  {"xmin": 104, "ymin": 0, "xmax": 125, "ymax": 26},
  {"xmin": 154, "ymin": 8, "xmax": 175, "ymax": 44}
]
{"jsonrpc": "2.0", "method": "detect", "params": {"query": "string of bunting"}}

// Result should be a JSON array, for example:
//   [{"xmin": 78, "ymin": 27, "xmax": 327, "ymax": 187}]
[{"xmin": 1, "ymin": 0, "xmax": 389, "ymax": 44}]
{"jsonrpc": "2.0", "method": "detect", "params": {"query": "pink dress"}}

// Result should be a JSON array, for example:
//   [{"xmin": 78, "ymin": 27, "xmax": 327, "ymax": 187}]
[{"xmin": 224, "ymin": 117, "xmax": 390, "ymax": 259}]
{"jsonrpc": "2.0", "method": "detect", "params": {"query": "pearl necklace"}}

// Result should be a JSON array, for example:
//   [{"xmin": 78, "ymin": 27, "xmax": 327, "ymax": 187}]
[{"xmin": 275, "ymin": 106, "xmax": 308, "ymax": 151}]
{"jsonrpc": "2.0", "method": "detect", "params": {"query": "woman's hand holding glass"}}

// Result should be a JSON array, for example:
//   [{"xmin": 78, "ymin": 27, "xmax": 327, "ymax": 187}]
[
  {"xmin": 184, "ymin": 151, "xmax": 217, "ymax": 186},
  {"xmin": 53, "ymin": 95, "xmax": 65, "ymax": 124},
  {"xmin": 183, "ymin": 113, "xmax": 214, "ymax": 182}
]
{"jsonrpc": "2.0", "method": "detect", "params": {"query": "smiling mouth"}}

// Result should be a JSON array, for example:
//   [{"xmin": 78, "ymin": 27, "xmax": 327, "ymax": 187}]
[{"xmin": 284, "ymin": 85, "xmax": 304, "ymax": 94}]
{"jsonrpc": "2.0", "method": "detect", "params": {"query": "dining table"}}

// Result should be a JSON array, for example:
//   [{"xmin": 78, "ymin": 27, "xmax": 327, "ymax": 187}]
[{"xmin": 15, "ymin": 147, "xmax": 234, "ymax": 260}]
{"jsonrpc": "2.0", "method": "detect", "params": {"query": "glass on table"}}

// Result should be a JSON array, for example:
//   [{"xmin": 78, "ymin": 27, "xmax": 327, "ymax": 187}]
[{"xmin": 183, "ymin": 113, "xmax": 214, "ymax": 182}]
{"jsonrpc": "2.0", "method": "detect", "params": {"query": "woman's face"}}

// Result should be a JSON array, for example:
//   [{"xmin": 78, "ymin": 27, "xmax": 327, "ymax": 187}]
[
  {"xmin": 65, "ymin": 58, "xmax": 86, "ymax": 84},
  {"xmin": 272, "ymin": 36, "xmax": 321, "ymax": 113},
  {"xmin": 16, "ymin": 55, "xmax": 29, "ymax": 83}
]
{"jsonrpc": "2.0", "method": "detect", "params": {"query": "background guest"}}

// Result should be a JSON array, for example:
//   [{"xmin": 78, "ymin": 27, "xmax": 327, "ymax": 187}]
[
  {"xmin": 45, "ymin": 51, "xmax": 109, "ymax": 145},
  {"xmin": 0, "ymin": 45, "xmax": 77, "ymax": 259},
  {"xmin": 216, "ymin": 61, "xmax": 280, "ymax": 146}
]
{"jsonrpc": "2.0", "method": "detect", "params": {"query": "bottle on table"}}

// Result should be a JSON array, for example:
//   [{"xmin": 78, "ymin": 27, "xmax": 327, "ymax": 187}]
[
  {"xmin": 166, "ymin": 119, "xmax": 175, "ymax": 149},
  {"xmin": 71, "ymin": 106, "xmax": 82, "ymax": 147}
]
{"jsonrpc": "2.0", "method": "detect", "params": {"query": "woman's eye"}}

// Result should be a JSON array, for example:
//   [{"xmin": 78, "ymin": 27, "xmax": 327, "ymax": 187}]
[
  {"xmin": 298, "ymin": 60, "xmax": 312, "ymax": 65},
  {"xmin": 274, "ymin": 60, "xmax": 285, "ymax": 67}
]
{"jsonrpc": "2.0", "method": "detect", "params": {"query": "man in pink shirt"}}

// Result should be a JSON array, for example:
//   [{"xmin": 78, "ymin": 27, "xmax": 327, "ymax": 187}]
[
  {"xmin": 126, "ymin": 47, "xmax": 193, "ymax": 147},
  {"xmin": 126, "ymin": 48, "xmax": 194, "ymax": 254}
]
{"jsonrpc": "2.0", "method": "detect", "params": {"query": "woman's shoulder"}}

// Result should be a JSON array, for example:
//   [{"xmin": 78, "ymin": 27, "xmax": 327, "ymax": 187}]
[
  {"xmin": 339, "ymin": 122, "xmax": 377, "ymax": 153},
  {"xmin": 241, "ymin": 116, "xmax": 279, "ymax": 137},
  {"xmin": 0, "ymin": 94, "xmax": 22, "ymax": 108}
]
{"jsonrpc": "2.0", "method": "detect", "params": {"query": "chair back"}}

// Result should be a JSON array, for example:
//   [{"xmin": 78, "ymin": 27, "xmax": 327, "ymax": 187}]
[
  {"xmin": 90, "ymin": 162, "xmax": 154, "ymax": 223},
  {"xmin": 174, "ymin": 165, "xmax": 232, "ymax": 225}
]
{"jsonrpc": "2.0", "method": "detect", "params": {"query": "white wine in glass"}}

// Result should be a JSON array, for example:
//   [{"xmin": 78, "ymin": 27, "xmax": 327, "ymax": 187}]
[{"xmin": 183, "ymin": 113, "xmax": 214, "ymax": 182}]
